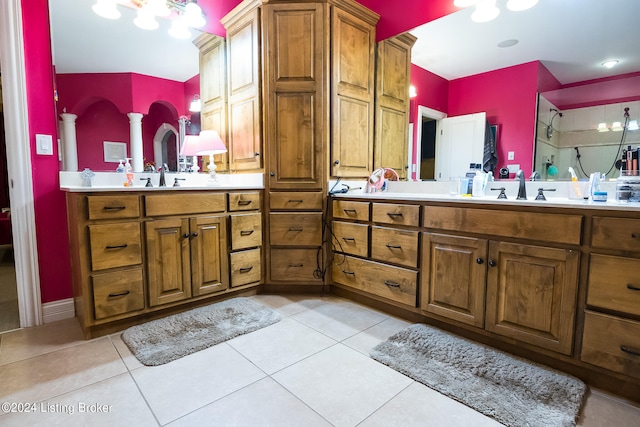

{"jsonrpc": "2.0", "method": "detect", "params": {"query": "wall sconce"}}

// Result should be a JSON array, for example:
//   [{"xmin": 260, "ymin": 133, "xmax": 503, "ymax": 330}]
[
  {"xmin": 189, "ymin": 95, "xmax": 201, "ymax": 112},
  {"xmin": 409, "ymin": 85, "xmax": 417, "ymax": 98},
  {"xmin": 92, "ymin": 0, "xmax": 206, "ymax": 39}
]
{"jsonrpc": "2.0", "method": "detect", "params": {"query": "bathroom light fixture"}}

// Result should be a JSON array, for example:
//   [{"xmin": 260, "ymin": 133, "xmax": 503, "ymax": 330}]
[
  {"xmin": 506, "ymin": 0, "xmax": 538, "ymax": 12},
  {"xmin": 597, "ymin": 122, "xmax": 609, "ymax": 132},
  {"xmin": 611, "ymin": 121, "xmax": 624, "ymax": 132},
  {"xmin": 471, "ymin": 0, "xmax": 500, "ymax": 23},
  {"xmin": 602, "ymin": 60, "xmax": 619, "ymax": 69},
  {"xmin": 188, "ymin": 95, "xmax": 201, "ymax": 112},
  {"xmin": 454, "ymin": 0, "xmax": 478, "ymax": 7},
  {"xmin": 628, "ymin": 120, "xmax": 640, "ymax": 131},
  {"xmin": 197, "ymin": 130, "xmax": 227, "ymax": 183},
  {"xmin": 92, "ymin": 0, "xmax": 206, "ymax": 38},
  {"xmin": 409, "ymin": 85, "xmax": 417, "ymax": 98}
]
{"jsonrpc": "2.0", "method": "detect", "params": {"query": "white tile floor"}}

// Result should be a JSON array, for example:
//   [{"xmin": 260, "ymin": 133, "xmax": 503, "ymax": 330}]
[{"xmin": 0, "ymin": 294, "xmax": 639, "ymax": 426}]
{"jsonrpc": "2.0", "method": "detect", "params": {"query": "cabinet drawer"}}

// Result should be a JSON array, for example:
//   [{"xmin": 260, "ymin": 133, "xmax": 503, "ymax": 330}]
[
  {"xmin": 270, "ymin": 248, "xmax": 321, "ymax": 282},
  {"xmin": 332, "ymin": 221, "xmax": 368, "ymax": 257},
  {"xmin": 333, "ymin": 200, "xmax": 370, "ymax": 221},
  {"xmin": 587, "ymin": 254, "xmax": 640, "ymax": 316},
  {"xmin": 581, "ymin": 311, "xmax": 640, "ymax": 380},
  {"xmin": 269, "ymin": 213, "xmax": 322, "ymax": 246},
  {"xmin": 92, "ymin": 267, "xmax": 144, "ymax": 320},
  {"xmin": 372, "ymin": 203, "xmax": 419, "ymax": 227},
  {"xmin": 332, "ymin": 255, "xmax": 417, "ymax": 307},
  {"xmin": 229, "ymin": 192, "xmax": 261, "ymax": 211},
  {"xmin": 423, "ymin": 206, "xmax": 583, "ymax": 245},
  {"xmin": 592, "ymin": 217, "xmax": 640, "ymax": 252},
  {"xmin": 145, "ymin": 193, "xmax": 226, "ymax": 216},
  {"xmin": 87, "ymin": 195, "xmax": 140, "ymax": 220},
  {"xmin": 230, "ymin": 248, "xmax": 261, "ymax": 287},
  {"xmin": 88, "ymin": 222, "xmax": 142, "ymax": 271},
  {"xmin": 230, "ymin": 213, "xmax": 262, "ymax": 250},
  {"xmin": 270, "ymin": 192, "xmax": 323, "ymax": 210},
  {"xmin": 371, "ymin": 226, "xmax": 419, "ymax": 267}
]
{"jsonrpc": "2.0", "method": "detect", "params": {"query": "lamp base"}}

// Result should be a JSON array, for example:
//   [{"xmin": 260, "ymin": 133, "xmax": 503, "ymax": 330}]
[{"xmin": 206, "ymin": 154, "xmax": 220, "ymax": 185}]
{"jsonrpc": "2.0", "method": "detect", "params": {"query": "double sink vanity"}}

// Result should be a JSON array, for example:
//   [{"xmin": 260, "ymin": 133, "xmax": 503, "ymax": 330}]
[{"xmin": 60, "ymin": 172, "xmax": 640, "ymax": 402}]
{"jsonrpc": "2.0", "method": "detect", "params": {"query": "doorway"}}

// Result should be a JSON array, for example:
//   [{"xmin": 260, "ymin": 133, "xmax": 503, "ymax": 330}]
[{"xmin": 414, "ymin": 105, "xmax": 446, "ymax": 181}]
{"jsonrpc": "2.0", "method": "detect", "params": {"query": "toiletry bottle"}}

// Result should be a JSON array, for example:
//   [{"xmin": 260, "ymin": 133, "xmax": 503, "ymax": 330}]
[
  {"xmin": 124, "ymin": 158, "xmax": 133, "ymax": 187},
  {"xmin": 115, "ymin": 159, "xmax": 125, "ymax": 173},
  {"xmin": 465, "ymin": 163, "xmax": 476, "ymax": 195},
  {"xmin": 472, "ymin": 166, "xmax": 486, "ymax": 197}
]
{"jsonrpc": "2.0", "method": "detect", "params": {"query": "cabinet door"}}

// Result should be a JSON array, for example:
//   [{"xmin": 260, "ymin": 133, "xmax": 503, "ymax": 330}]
[
  {"xmin": 197, "ymin": 34, "xmax": 228, "ymax": 172},
  {"xmin": 373, "ymin": 34, "xmax": 415, "ymax": 180},
  {"xmin": 264, "ymin": 3, "xmax": 326, "ymax": 189},
  {"xmin": 190, "ymin": 216, "xmax": 228, "ymax": 297},
  {"xmin": 485, "ymin": 241, "xmax": 579, "ymax": 355},
  {"xmin": 226, "ymin": 7, "xmax": 262, "ymax": 171},
  {"xmin": 421, "ymin": 233, "xmax": 487, "ymax": 327},
  {"xmin": 331, "ymin": 7, "xmax": 376, "ymax": 177},
  {"xmin": 146, "ymin": 219, "xmax": 191, "ymax": 306}
]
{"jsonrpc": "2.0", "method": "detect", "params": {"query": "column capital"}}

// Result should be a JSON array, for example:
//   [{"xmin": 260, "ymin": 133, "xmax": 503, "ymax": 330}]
[
  {"xmin": 59, "ymin": 112, "xmax": 78, "ymax": 122},
  {"xmin": 127, "ymin": 112, "xmax": 144, "ymax": 122}
]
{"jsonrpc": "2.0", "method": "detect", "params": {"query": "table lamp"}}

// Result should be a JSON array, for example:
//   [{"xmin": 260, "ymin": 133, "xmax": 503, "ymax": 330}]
[
  {"xmin": 197, "ymin": 130, "xmax": 227, "ymax": 183},
  {"xmin": 179, "ymin": 134, "xmax": 201, "ymax": 173}
]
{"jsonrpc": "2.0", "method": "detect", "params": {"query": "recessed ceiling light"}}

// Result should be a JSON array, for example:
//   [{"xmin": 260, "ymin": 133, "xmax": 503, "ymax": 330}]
[
  {"xmin": 497, "ymin": 39, "xmax": 519, "ymax": 48},
  {"xmin": 602, "ymin": 60, "xmax": 619, "ymax": 69}
]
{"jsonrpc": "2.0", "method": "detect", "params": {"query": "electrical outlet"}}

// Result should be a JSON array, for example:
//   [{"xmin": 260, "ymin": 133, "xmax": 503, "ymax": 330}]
[
  {"xmin": 507, "ymin": 164, "xmax": 520, "ymax": 173},
  {"xmin": 507, "ymin": 151, "xmax": 515, "ymax": 160}
]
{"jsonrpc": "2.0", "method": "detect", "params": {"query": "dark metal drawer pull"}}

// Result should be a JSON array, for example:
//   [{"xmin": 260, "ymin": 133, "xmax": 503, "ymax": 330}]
[
  {"xmin": 240, "ymin": 230, "xmax": 254, "ymax": 236},
  {"xmin": 238, "ymin": 200, "xmax": 253, "ymax": 205},
  {"xmin": 620, "ymin": 345, "xmax": 640, "ymax": 357},
  {"xmin": 239, "ymin": 266, "xmax": 254, "ymax": 273},
  {"xmin": 288, "ymin": 199, "xmax": 303, "ymax": 203},
  {"xmin": 289, "ymin": 263, "xmax": 304, "ymax": 268},
  {"xmin": 103, "ymin": 206, "xmax": 126, "ymax": 211},
  {"xmin": 343, "ymin": 209, "xmax": 357, "ymax": 214},
  {"xmin": 105, "ymin": 244, "xmax": 128, "ymax": 249},
  {"xmin": 387, "ymin": 212, "xmax": 403, "ymax": 217},
  {"xmin": 632, "ymin": 233, "xmax": 640, "ymax": 239},
  {"xmin": 289, "ymin": 228, "xmax": 303, "ymax": 232},
  {"xmin": 386, "ymin": 244, "xmax": 402, "ymax": 249},
  {"xmin": 342, "ymin": 270, "xmax": 355, "ymax": 275},
  {"xmin": 384, "ymin": 280, "xmax": 401, "ymax": 288},
  {"xmin": 342, "ymin": 237, "xmax": 355, "ymax": 242},
  {"xmin": 108, "ymin": 290, "xmax": 130, "ymax": 298},
  {"xmin": 627, "ymin": 284, "xmax": 640, "ymax": 291}
]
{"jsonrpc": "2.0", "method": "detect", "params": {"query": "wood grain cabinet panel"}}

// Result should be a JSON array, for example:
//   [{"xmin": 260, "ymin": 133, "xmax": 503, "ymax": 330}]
[
  {"xmin": 592, "ymin": 217, "xmax": 640, "ymax": 252},
  {"xmin": 421, "ymin": 233, "xmax": 487, "ymax": 328},
  {"xmin": 229, "ymin": 192, "xmax": 261, "ymax": 211},
  {"xmin": 372, "ymin": 203, "xmax": 419, "ymax": 227},
  {"xmin": 230, "ymin": 248, "xmax": 261, "ymax": 287},
  {"xmin": 269, "ymin": 191, "xmax": 323, "ymax": 210},
  {"xmin": 370, "ymin": 226, "xmax": 418, "ymax": 268},
  {"xmin": 91, "ymin": 267, "xmax": 144, "ymax": 320},
  {"xmin": 270, "ymin": 248, "xmax": 321, "ymax": 282},
  {"xmin": 145, "ymin": 193, "xmax": 226, "ymax": 216},
  {"xmin": 269, "ymin": 212, "xmax": 322, "ymax": 246},
  {"xmin": 189, "ymin": 216, "xmax": 228, "ymax": 297},
  {"xmin": 581, "ymin": 311, "xmax": 640, "ymax": 380},
  {"xmin": 88, "ymin": 222, "xmax": 142, "ymax": 271},
  {"xmin": 485, "ymin": 241, "xmax": 579, "ymax": 355},
  {"xmin": 332, "ymin": 221, "xmax": 368, "ymax": 257},
  {"xmin": 87, "ymin": 195, "xmax": 140, "ymax": 220},
  {"xmin": 230, "ymin": 213, "xmax": 262, "ymax": 250},
  {"xmin": 587, "ymin": 254, "xmax": 640, "ymax": 316},
  {"xmin": 332, "ymin": 200, "xmax": 369, "ymax": 221}
]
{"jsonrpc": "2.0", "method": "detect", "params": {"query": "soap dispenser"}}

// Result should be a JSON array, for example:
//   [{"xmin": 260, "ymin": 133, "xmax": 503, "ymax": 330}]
[
  {"xmin": 124, "ymin": 158, "xmax": 133, "ymax": 187},
  {"xmin": 115, "ymin": 159, "xmax": 125, "ymax": 173}
]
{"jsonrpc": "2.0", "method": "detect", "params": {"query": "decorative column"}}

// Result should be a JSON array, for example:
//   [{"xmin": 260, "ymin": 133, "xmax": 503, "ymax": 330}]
[
  {"xmin": 127, "ymin": 112, "xmax": 144, "ymax": 172},
  {"xmin": 59, "ymin": 113, "xmax": 78, "ymax": 171}
]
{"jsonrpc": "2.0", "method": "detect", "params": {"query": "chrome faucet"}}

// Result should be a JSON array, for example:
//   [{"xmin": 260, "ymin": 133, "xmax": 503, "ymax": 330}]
[
  {"xmin": 529, "ymin": 171, "xmax": 540, "ymax": 181},
  {"xmin": 159, "ymin": 163, "xmax": 167, "ymax": 187},
  {"xmin": 516, "ymin": 170, "xmax": 527, "ymax": 200}
]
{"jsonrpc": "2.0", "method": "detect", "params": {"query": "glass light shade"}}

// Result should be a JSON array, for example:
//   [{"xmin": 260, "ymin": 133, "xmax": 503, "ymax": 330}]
[
  {"xmin": 409, "ymin": 85, "xmax": 417, "ymax": 98},
  {"xmin": 134, "ymin": 7, "xmax": 159, "ymax": 30},
  {"xmin": 168, "ymin": 18, "xmax": 191, "ymax": 39},
  {"xmin": 627, "ymin": 120, "xmax": 640, "ymax": 131},
  {"xmin": 471, "ymin": 0, "xmax": 500, "ymax": 23},
  {"xmin": 597, "ymin": 122, "xmax": 609, "ymax": 132},
  {"xmin": 184, "ymin": 2, "xmax": 206, "ymax": 28},
  {"xmin": 189, "ymin": 95, "xmax": 201, "ymax": 112},
  {"xmin": 148, "ymin": 0, "xmax": 171, "ymax": 17},
  {"xmin": 453, "ymin": 0, "xmax": 478, "ymax": 7},
  {"xmin": 602, "ymin": 60, "xmax": 619, "ymax": 69},
  {"xmin": 611, "ymin": 121, "xmax": 624, "ymax": 131},
  {"xmin": 92, "ymin": 0, "xmax": 121, "ymax": 20},
  {"xmin": 506, "ymin": 0, "xmax": 539, "ymax": 12}
]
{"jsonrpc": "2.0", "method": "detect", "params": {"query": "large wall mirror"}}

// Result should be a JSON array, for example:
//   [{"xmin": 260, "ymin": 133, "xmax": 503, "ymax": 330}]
[
  {"xmin": 50, "ymin": 0, "xmax": 202, "ymax": 172},
  {"xmin": 409, "ymin": 0, "xmax": 640, "ymax": 181}
]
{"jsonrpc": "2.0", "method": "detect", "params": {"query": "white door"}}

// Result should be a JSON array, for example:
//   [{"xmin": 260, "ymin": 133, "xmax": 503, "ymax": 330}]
[{"xmin": 435, "ymin": 112, "xmax": 486, "ymax": 181}]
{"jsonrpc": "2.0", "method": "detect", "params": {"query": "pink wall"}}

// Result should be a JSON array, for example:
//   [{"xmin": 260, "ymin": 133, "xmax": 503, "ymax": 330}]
[
  {"xmin": 448, "ymin": 61, "xmax": 540, "ymax": 176},
  {"xmin": 21, "ymin": 0, "xmax": 72, "ymax": 303}
]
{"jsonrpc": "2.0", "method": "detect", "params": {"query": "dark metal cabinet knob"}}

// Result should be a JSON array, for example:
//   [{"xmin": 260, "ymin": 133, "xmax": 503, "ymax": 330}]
[
  {"xmin": 476, "ymin": 258, "xmax": 484, "ymax": 264},
  {"xmin": 488, "ymin": 260, "xmax": 497, "ymax": 267}
]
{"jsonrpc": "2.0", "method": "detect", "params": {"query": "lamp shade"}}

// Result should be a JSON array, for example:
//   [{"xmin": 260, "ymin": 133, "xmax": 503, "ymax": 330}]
[
  {"xmin": 180, "ymin": 135, "xmax": 201, "ymax": 156},
  {"xmin": 197, "ymin": 130, "xmax": 227, "ymax": 155}
]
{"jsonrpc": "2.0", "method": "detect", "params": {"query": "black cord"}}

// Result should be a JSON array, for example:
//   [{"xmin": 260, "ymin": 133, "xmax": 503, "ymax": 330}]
[{"xmin": 604, "ymin": 115, "xmax": 629, "ymax": 177}]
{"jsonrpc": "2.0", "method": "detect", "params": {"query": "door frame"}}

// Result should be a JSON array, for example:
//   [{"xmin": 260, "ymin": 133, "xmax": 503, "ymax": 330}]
[
  {"xmin": 414, "ymin": 105, "xmax": 446, "ymax": 181},
  {"xmin": 0, "ymin": 0, "xmax": 43, "ymax": 327}
]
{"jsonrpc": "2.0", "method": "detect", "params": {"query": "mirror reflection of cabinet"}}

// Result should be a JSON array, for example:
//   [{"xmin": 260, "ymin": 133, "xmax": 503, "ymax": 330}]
[{"xmin": 373, "ymin": 33, "xmax": 416, "ymax": 180}]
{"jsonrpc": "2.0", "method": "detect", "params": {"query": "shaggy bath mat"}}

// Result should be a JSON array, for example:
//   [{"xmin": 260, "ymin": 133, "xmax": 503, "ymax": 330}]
[
  {"xmin": 370, "ymin": 324, "xmax": 587, "ymax": 427},
  {"xmin": 122, "ymin": 297, "xmax": 281, "ymax": 366}
]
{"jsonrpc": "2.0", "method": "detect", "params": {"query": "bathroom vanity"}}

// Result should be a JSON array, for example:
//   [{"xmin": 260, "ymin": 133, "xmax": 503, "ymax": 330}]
[{"xmin": 329, "ymin": 190, "xmax": 640, "ymax": 401}]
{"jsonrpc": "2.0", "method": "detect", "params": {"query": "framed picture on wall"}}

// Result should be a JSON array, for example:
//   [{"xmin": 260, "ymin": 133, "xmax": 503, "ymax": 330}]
[{"xmin": 103, "ymin": 141, "xmax": 127, "ymax": 163}]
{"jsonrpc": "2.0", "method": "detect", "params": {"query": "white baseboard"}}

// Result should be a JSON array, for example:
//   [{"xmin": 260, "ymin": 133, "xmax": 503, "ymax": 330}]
[{"xmin": 42, "ymin": 298, "xmax": 75, "ymax": 323}]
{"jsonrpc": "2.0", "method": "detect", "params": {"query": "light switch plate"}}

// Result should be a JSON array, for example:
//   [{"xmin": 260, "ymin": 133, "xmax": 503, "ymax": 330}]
[
  {"xmin": 36, "ymin": 134, "xmax": 54, "ymax": 155},
  {"xmin": 507, "ymin": 151, "xmax": 515, "ymax": 160}
]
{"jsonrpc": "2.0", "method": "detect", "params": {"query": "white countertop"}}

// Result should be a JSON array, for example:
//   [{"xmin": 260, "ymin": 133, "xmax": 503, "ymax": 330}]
[{"xmin": 60, "ymin": 171, "xmax": 264, "ymax": 192}]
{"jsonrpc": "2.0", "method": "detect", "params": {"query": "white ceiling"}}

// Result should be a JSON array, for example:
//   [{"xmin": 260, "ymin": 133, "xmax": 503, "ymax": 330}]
[
  {"xmin": 51, "ymin": 0, "xmax": 640, "ymax": 86},
  {"xmin": 410, "ymin": 0, "xmax": 640, "ymax": 84}
]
